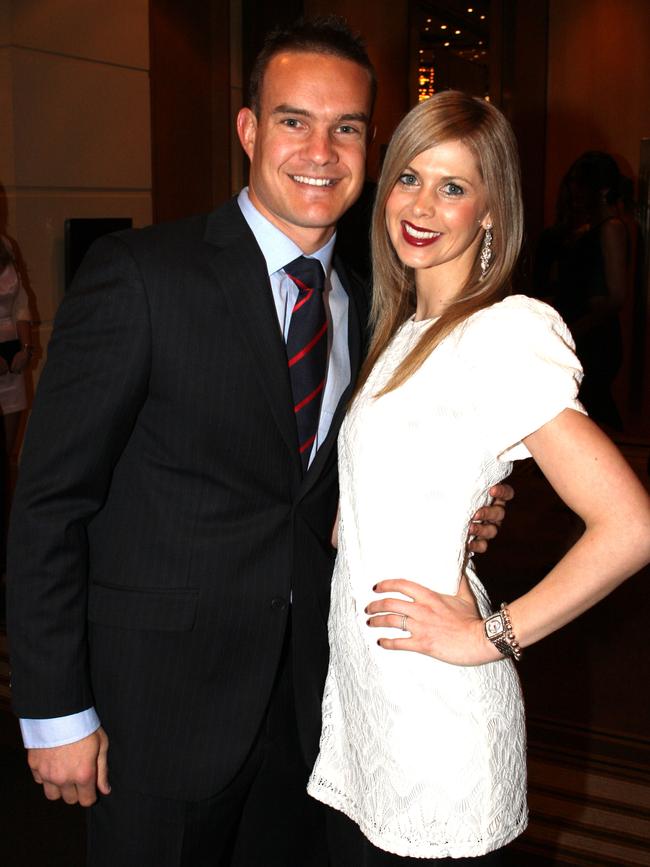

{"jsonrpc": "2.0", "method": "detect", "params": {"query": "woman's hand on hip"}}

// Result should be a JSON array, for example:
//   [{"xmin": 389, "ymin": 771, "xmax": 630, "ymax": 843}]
[{"xmin": 365, "ymin": 578, "xmax": 501, "ymax": 666}]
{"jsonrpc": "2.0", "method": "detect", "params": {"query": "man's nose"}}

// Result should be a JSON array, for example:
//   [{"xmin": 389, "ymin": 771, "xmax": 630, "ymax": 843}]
[{"xmin": 303, "ymin": 127, "xmax": 338, "ymax": 165}]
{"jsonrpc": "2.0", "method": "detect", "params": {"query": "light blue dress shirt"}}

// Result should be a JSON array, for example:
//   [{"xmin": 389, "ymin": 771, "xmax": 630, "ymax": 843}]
[
  {"xmin": 20, "ymin": 190, "xmax": 352, "ymax": 748},
  {"xmin": 237, "ymin": 188, "xmax": 350, "ymax": 465}
]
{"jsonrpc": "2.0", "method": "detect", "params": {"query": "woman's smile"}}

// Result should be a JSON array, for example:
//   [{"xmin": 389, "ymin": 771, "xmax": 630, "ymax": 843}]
[{"xmin": 400, "ymin": 220, "xmax": 442, "ymax": 247}]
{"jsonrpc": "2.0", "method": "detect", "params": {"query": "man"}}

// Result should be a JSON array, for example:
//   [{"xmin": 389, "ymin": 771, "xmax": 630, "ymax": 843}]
[{"xmin": 7, "ymin": 17, "xmax": 509, "ymax": 867}]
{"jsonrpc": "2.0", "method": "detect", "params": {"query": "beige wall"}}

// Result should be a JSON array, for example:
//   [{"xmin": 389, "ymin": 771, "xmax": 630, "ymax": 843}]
[
  {"xmin": 304, "ymin": 0, "xmax": 410, "ymax": 181},
  {"xmin": 0, "ymin": 0, "xmax": 152, "ymax": 380}
]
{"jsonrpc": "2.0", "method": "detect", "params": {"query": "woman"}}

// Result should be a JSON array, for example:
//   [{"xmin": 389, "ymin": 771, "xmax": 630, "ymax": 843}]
[
  {"xmin": 0, "ymin": 236, "xmax": 32, "ymax": 455},
  {"xmin": 0, "ymin": 237, "xmax": 32, "ymax": 571},
  {"xmin": 307, "ymin": 92, "xmax": 650, "ymax": 864}
]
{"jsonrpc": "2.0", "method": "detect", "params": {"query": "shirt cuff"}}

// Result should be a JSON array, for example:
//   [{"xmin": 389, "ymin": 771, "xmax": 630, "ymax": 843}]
[{"xmin": 20, "ymin": 708, "xmax": 101, "ymax": 749}]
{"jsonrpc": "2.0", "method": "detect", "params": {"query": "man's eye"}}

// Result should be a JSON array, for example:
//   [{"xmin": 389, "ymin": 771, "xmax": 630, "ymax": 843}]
[
  {"xmin": 338, "ymin": 125, "xmax": 360, "ymax": 135},
  {"xmin": 281, "ymin": 118, "xmax": 302, "ymax": 128},
  {"xmin": 398, "ymin": 173, "xmax": 418, "ymax": 186}
]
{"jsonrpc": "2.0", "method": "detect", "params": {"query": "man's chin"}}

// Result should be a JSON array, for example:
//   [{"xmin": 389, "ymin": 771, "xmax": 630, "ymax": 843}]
[{"xmin": 290, "ymin": 201, "xmax": 356, "ymax": 230}]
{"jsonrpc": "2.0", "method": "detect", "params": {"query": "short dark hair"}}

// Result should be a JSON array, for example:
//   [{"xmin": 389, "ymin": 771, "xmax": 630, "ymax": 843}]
[{"xmin": 248, "ymin": 16, "xmax": 376, "ymax": 117}]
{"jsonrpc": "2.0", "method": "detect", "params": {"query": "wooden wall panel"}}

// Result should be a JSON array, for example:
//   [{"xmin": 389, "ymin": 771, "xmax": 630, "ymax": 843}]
[{"xmin": 150, "ymin": 0, "xmax": 231, "ymax": 222}]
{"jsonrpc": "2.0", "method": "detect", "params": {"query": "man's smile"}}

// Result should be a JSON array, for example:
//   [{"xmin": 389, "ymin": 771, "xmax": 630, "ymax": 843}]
[{"xmin": 291, "ymin": 175, "xmax": 338, "ymax": 187}]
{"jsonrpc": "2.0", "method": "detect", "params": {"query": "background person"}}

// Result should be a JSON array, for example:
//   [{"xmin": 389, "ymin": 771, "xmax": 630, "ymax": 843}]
[
  {"xmin": 534, "ymin": 151, "xmax": 631, "ymax": 429},
  {"xmin": 0, "ymin": 236, "xmax": 32, "ymax": 459},
  {"xmin": 0, "ymin": 235, "xmax": 32, "ymax": 579}
]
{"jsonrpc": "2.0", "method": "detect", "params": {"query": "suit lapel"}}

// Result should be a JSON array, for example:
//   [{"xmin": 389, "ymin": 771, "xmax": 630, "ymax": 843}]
[{"xmin": 204, "ymin": 201, "xmax": 302, "ymax": 473}]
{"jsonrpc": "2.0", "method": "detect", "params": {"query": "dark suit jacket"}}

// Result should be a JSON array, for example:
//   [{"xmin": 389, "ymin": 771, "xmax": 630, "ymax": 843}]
[{"xmin": 7, "ymin": 197, "xmax": 367, "ymax": 801}]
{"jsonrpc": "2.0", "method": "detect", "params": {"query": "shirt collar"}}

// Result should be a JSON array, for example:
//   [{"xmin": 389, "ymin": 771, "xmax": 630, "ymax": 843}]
[{"xmin": 237, "ymin": 187, "xmax": 336, "ymax": 278}]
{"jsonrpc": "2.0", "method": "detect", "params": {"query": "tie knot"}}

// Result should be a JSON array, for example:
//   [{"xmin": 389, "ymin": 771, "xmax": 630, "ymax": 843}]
[{"xmin": 285, "ymin": 256, "xmax": 325, "ymax": 293}]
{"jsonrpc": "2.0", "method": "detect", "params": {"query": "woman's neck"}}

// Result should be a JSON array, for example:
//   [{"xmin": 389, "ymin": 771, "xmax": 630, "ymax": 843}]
[{"xmin": 414, "ymin": 270, "xmax": 469, "ymax": 320}]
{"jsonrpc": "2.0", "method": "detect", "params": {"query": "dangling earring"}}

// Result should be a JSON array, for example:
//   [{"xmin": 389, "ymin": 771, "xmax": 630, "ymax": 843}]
[{"xmin": 480, "ymin": 223, "xmax": 493, "ymax": 279}]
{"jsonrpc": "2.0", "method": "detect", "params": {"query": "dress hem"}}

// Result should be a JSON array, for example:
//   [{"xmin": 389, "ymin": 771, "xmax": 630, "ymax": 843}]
[{"xmin": 307, "ymin": 780, "xmax": 528, "ymax": 859}]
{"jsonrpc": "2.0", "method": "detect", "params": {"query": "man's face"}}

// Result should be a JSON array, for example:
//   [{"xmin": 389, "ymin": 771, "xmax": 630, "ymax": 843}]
[{"xmin": 237, "ymin": 51, "xmax": 372, "ymax": 254}]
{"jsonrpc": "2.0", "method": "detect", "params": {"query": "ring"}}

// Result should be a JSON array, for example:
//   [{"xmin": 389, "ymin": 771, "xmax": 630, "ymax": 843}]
[{"xmin": 400, "ymin": 614, "xmax": 408, "ymax": 632}]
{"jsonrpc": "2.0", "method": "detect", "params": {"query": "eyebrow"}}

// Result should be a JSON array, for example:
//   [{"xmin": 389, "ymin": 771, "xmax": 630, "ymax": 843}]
[
  {"xmin": 402, "ymin": 166, "xmax": 476, "ymax": 185},
  {"xmin": 272, "ymin": 104, "xmax": 369, "ymax": 124}
]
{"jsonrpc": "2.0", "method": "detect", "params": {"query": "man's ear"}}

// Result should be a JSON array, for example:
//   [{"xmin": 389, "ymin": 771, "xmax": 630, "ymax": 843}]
[{"xmin": 236, "ymin": 108, "xmax": 257, "ymax": 159}]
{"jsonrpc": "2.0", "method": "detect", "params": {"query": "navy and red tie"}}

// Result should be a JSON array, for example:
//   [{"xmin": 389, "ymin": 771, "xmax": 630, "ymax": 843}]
[{"xmin": 284, "ymin": 256, "xmax": 328, "ymax": 472}]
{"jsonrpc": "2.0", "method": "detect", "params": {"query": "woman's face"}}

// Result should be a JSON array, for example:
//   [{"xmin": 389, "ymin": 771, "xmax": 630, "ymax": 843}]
[{"xmin": 385, "ymin": 139, "xmax": 490, "ymax": 284}]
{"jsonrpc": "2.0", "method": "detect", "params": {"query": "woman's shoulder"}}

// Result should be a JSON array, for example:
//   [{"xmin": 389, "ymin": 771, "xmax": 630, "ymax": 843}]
[
  {"xmin": 598, "ymin": 216, "xmax": 628, "ymax": 245},
  {"xmin": 453, "ymin": 296, "xmax": 583, "ymax": 414},
  {"xmin": 460, "ymin": 294, "xmax": 573, "ymax": 345}
]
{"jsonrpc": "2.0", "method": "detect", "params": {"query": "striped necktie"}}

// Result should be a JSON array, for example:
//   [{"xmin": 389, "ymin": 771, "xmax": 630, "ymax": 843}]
[{"xmin": 284, "ymin": 256, "xmax": 328, "ymax": 472}]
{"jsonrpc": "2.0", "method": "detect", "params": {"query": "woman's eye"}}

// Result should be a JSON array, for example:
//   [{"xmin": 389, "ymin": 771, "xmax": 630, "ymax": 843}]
[
  {"xmin": 398, "ymin": 173, "xmax": 418, "ymax": 186},
  {"xmin": 443, "ymin": 182, "xmax": 464, "ymax": 196}
]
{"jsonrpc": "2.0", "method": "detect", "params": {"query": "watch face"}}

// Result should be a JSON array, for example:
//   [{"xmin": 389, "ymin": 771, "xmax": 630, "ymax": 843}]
[{"xmin": 486, "ymin": 614, "xmax": 505, "ymax": 637}]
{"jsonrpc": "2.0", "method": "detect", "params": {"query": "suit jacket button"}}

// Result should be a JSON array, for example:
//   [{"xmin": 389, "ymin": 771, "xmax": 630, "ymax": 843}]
[{"xmin": 271, "ymin": 596, "xmax": 287, "ymax": 610}]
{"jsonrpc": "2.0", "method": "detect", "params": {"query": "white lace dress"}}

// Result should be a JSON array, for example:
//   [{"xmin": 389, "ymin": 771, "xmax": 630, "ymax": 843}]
[{"xmin": 308, "ymin": 295, "xmax": 585, "ymax": 858}]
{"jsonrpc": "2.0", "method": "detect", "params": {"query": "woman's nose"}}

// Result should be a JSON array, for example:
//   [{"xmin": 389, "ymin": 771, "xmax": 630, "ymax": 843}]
[{"xmin": 412, "ymin": 190, "xmax": 434, "ymax": 217}]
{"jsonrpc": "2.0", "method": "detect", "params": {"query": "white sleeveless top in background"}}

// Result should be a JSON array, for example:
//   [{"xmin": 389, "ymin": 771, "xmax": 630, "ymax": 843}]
[{"xmin": 308, "ymin": 295, "xmax": 585, "ymax": 859}]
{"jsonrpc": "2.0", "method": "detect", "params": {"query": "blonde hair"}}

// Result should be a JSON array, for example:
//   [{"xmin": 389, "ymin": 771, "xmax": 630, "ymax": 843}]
[{"xmin": 358, "ymin": 90, "xmax": 523, "ymax": 397}]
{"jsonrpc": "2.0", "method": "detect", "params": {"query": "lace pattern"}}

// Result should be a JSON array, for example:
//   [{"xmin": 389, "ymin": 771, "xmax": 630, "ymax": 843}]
[{"xmin": 308, "ymin": 297, "xmax": 584, "ymax": 857}]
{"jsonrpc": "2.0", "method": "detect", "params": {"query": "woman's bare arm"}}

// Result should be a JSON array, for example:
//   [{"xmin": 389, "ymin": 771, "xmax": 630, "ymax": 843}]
[{"xmin": 367, "ymin": 409, "xmax": 650, "ymax": 664}]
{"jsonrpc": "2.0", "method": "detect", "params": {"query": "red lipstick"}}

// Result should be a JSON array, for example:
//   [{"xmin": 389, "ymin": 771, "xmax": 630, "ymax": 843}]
[{"xmin": 400, "ymin": 220, "xmax": 441, "ymax": 247}]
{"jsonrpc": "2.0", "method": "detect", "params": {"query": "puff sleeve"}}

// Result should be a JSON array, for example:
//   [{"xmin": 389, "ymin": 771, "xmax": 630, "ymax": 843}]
[{"xmin": 465, "ymin": 295, "xmax": 586, "ymax": 462}]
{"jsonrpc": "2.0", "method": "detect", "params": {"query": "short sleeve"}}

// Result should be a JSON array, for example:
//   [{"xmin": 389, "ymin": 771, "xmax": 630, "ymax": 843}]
[{"xmin": 465, "ymin": 295, "xmax": 586, "ymax": 462}]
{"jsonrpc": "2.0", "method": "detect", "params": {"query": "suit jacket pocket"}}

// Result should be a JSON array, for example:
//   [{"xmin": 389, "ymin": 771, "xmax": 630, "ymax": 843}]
[{"xmin": 88, "ymin": 582, "xmax": 199, "ymax": 631}]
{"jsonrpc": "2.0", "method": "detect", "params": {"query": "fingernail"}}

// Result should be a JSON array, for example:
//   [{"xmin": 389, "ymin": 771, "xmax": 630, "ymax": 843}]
[
  {"xmin": 372, "ymin": 584, "xmax": 378, "ymax": 591},
  {"xmin": 366, "ymin": 618, "xmax": 371, "ymax": 626}
]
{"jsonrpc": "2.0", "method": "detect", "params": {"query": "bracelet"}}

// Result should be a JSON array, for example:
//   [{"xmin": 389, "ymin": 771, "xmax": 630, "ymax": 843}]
[
  {"xmin": 499, "ymin": 603, "xmax": 522, "ymax": 661},
  {"xmin": 483, "ymin": 602, "xmax": 522, "ymax": 661}
]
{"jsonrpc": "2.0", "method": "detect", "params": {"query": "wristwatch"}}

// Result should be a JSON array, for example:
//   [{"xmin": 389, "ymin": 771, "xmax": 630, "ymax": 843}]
[{"xmin": 484, "ymin": 604, "xmax": 522, "ymax": 661}]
